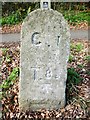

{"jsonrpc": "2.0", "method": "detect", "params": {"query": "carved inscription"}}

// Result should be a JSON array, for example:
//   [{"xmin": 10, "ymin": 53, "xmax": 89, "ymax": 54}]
[
  {"xmin": 31, "ymin": 32, "xmax": 41, "ymax": 45},
  {"xmin": 31, "ymin": 67, "xmax": 38, "ymax": 80},
  {"xmin": 34, "ymin": 70, "xmax": 36, "ymax": 80},
  {"xmin": 31, "ymin": 67, "xmax": 62, "ymax": 80},
  {"xmin": 45, "ymin": 68, "xmax": 52, "ymax": 79},
  {"xmin": 31, "ymin": 32, "xmax": 61, "ymax": 46},
  {"xmin": 31, "ymin": 33, "xmax": 62, "ymax": 80},
  {"xmin": 57, "ymin": 36, "xmax": 62, "ymax": 46}
]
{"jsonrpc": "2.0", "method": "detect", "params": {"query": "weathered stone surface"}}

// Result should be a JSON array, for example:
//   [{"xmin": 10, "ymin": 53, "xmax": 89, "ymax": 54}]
[{"xmin": 19, "ymin": 9, "xmax": 70, "ymax": 111}]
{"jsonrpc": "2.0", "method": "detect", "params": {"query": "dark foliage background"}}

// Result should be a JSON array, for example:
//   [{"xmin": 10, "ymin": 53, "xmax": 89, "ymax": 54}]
[{"xmin": 2, "ymin": 2, "xmax": 89, "ymax": 17}]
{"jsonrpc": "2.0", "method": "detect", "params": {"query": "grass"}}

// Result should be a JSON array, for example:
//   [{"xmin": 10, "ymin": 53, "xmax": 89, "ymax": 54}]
[
  {"xmin": 70, "ymin": 43, "xmax": 83, "ymax": 52},
  {"xmin": 0, "ymin": 67, "xmax": 19, "ymax": 89},
  {"xmin": 0, "ymin": 10, "xmax": 26, "ymax": 25},
  {"xmin": 66, "ymin": 67, "xmax": 83, "ymax": 104},
  {"xmin": 0, "ymin": 10, "xmax": 89, "ymax": 26},
  {"xmin": 77, "ymin": 64, "xmax": 84, "ymax": 69},
  {"xmin": 85, "ymin": 55, "xmax": 90, "ymax": 61},
  {"xmin": 86, "ymin": 70, "xmax": 90, "ymax": 76},
  {"xmin": 62, "ymin": 11, "xmax": 90, "ymax": 25},
  {"xmin": 67, "ymin": 67, "xmax": 83, "ymax": 85},
  {"xmin": 69, "ymin": 54, "xmax": 74, "ymax": 63},
  {"xmin": 2, "ymin": 48, "xmax": 8, "ymax": 55},
  {"xmin": 0, "ymin": 67, "xmax": 19, "ymax": 99}
]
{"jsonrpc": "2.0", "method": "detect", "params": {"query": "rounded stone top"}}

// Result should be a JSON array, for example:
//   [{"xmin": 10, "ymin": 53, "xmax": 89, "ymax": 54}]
[
  {"xmin": 22, "ymin": 9, "xmax": 69, "ymax": 26},
  {"xmin": 21, "ymin": 9, "xmax": 70, "ymax": 39}
]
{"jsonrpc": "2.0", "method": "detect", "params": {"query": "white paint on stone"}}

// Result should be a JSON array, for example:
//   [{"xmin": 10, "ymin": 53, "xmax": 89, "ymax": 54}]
[{"xmin": 19, "ymin": 9, "xmax": 70, "ymax": 111}]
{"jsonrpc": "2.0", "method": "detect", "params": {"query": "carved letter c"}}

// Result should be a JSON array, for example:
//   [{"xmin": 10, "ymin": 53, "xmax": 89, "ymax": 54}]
[{"xmin": 31, "ymin": 32, "xmax": 40, "ymax": 44}]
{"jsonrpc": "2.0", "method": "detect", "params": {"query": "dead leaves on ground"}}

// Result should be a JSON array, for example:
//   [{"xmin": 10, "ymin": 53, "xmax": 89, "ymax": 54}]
[
  {"xmin": 0, "ymin": 40, "xmax": 90, "ymax": 119},
  {"xmin": 0, "ymin": 22, "xmax": 88, "ymax": 34},
  {"xmin": 0, "ymin": 23, "xmax": 22, "ymax": 34}
]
